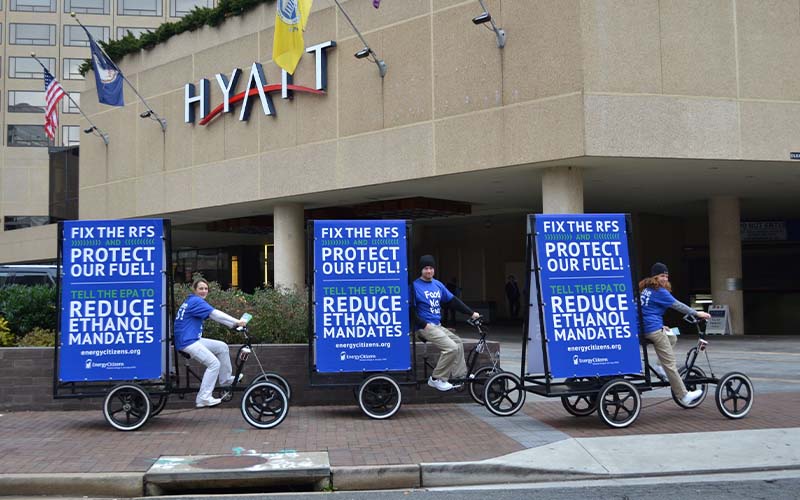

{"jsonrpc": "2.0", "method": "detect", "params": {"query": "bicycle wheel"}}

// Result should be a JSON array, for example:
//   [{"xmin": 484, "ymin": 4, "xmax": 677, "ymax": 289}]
[
  {"xmin": 715, "ymin": 372, "xmax": 754, "ymax": 419},
  {"xmin": 251, "ymin": 372, "xmax": 292, "ymax": 401},
  {"xmin": 597, "ymin": 379, "xmax": 641, "ymax": 429},
  {"xmin": 103, "ymin": 384, "xmax": 151, "ymax": 431},
  {"xmin": 358, "ymin": 374, "xmax": 402, "ymax": 419},
  {"xmin": 241, "ymin": 381, "xmax": 289, "ymax": 429},
  {"xmin": 672, "ymin": 366, "xmax": 708, "ymax": 409},
  {"xmin": 468, "ymin": 366, "xmax": 501, "ymax": 405},
  {"xmin": 561, "ymin": 377, "xmax": 598, "ymax": 417},
  {"xmin": 483, "ymin": 372, "xmax": 525, "ymax": 417}
]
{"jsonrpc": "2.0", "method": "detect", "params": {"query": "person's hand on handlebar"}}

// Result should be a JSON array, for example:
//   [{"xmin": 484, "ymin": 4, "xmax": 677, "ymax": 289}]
[
  {"xmin": 696, "ymin": 311, "xmax": 711, "ymax": 321},
  {"xmin": 470, "ymin": 312, "xmax": 481, "ymax": 321}
]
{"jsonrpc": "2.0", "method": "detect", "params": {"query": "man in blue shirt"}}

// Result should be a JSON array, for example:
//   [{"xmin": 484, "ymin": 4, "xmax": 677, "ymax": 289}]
[
  {"xmin": 413, "ymin": 255, "xmax": 480, "ymax": 391},
  {"xmin": 640, "ymin": 262, "xmax": 710, "ymax": 406}
]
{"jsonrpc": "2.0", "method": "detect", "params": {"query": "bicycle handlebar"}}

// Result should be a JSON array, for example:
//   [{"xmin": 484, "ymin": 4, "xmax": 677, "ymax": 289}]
[{"xmin": 467, "ymin": 316, "xmax": 485, "ymax": 327}]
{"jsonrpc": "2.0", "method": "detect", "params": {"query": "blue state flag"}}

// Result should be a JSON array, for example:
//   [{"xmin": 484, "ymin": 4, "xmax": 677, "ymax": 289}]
[{"xmin": 86, "ymin": 29, "xmax": 124, "ymax": 107}]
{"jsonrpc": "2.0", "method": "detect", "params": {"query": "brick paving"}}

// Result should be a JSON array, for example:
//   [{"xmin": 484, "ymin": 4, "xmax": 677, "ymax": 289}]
[
  {"xmin": 524, "ymin": 391, "xmax": 800, "ymax": 437},
  {"xmin": 0, "ymin": 403, "xmax": 524, "ymax": 474},
  {"xmin": 1, "ymin": 390, "xmax": 795, "ymax": 475}
]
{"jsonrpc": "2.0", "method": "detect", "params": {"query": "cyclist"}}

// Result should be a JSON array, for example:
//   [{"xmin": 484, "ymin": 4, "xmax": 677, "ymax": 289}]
[
  {"xmin": 413, "ymin": 255, "xmax": 481, "ymax": 391},
  {"xmin": 174, "ymin": 277, "xmax": 247, "ymax": 408},
  {"xmin": 639, "ymin": 262, "xmax": 710, "ymax": 405}
]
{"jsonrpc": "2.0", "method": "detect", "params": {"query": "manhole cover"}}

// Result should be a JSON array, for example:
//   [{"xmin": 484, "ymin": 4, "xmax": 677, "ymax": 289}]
[{"xmin": 193, "ymin": 455, "xmax": 268, "ymax": 469}]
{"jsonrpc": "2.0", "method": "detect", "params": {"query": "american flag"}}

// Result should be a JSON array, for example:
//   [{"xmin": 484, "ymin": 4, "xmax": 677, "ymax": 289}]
[{"xmin": 43, "ymin": 68, "xmax": 66, "ymax": 142}]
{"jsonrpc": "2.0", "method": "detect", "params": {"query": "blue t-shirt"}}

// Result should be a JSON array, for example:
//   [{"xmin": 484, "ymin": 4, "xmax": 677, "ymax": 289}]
[
  {"xmin": 413, "ymin": 278, "xmax": 453, "ymax": 326},
  {"xmin": 640, "ymin": 287, "xmax": 676, "ymax": 334},
  {"xmin": 174, "ymin": 294, "xmax": 214, "ymax": 350}
]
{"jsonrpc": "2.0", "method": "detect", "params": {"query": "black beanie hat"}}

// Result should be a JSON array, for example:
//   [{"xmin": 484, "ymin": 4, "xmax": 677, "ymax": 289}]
[
  {"xmin": 419, "ymin": 254, "xmax": 436, "ymax": 272},
  {"xmin": 651, "ymin": 262, "xmax": 668, "ymax": 277}
]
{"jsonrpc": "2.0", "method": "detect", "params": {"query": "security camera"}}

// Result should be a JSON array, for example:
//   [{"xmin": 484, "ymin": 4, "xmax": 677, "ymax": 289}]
[
  {"xmin": 83, "ymin": 126, "xmax": 96, "ymax": 134},
  {"xmin": 472, "ymin": 12, "xmax": 491, "ymax": 24},
  {"xmin": 354, "ymin": 47, "xmax": 371, "ymax": 59},
  {"xmin": 140, "ymin": 110, "xmax": 152, "ymax": 118}
]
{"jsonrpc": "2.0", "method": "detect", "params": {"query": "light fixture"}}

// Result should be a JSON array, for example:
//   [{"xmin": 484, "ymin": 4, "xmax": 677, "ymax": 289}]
[
  {"xmin": 473, "ymin": 0, "xmax": 506, "ymax": 48},
  {"xmin": 333, "ymin": 0, "xmax": 387, "ymax": 78},
  {"xmin": 472, "ymin": 12, "xmax": 491, "ymax": 25}
]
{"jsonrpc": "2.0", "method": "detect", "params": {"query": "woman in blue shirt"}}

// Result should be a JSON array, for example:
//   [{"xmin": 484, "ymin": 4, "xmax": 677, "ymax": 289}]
[
  {"xmin": 174, "ymin": 278, "xmax": 246, "ymax": 408},
  {"xmin": 639, "ymin": 262, "xmax": 710, "ymax": 406}
]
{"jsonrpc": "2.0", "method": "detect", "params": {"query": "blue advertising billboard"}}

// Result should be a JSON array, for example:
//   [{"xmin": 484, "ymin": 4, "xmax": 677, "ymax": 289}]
[
  {"xmin": 532, "ymin": 214, "xmax": 641, "ymax": 378},
  {"xmin": 59, "ymin": 219, "xmax": 167, "ymax": 382},
  {"xmin": 313, "ymin": 220, "xmax": 410, "ymax": 373}
]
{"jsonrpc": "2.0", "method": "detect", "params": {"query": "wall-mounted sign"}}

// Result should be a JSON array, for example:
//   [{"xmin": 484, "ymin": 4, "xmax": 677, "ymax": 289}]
[
  {"xmin": 185, "ymin": 40, "xmax": 335, "ymax": 126},
  {"xmin": 740, "ymin": 221, "xmax": 787, "ymax": 241}
]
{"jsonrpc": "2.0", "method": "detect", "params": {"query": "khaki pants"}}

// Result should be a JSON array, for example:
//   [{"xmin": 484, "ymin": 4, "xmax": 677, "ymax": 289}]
[
  {"xmin": 418, "ymin": 323, "xmax": 467, "ymax": 381},
  {"xmin": 645, "ymin": 326, "xmax": 687, "ymax": 399}
]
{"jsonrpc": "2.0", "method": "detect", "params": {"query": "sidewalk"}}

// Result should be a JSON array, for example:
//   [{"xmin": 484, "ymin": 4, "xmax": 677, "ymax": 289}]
[{"xmin": 0, "ymin": 330, "xmax": 798, "ymax": 496}]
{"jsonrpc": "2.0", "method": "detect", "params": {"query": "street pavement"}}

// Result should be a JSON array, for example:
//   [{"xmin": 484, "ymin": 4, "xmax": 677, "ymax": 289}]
[{"xmin": 0, "ymin": 325, "xmax": 798, "ymax": 496}]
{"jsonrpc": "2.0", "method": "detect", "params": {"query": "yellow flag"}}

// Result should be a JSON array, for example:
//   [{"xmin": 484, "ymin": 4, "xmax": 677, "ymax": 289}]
[{"xmin": 273, "ymin": 0, "xmax": 313, "ymax": 75}]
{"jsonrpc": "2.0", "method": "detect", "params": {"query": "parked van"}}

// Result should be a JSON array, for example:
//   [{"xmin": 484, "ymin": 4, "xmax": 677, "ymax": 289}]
[{"xmin": 0, "ymin": 265, "xmax": 57, "ymax": 286}]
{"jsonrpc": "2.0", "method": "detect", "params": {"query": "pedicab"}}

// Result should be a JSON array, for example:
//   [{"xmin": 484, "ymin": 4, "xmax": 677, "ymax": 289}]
[
  {"xmin": 307, "ymin": 219, "xmax": 501, "ymax": 419},
  {"xmin": 53, "ymin": 218, "xmax": 289, "ymax": 431},
  {"xmin": 482, "ymin": 213, "xmax": 754, "ymax": 428}
]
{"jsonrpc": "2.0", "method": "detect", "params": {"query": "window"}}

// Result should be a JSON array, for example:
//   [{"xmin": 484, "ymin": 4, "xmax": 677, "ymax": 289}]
[
  {"xmin": 63, "ymin": 93, "xmax": 80, "ymax": 114},
  {"xmin": 10, "ymin": 0, "xmax": 55, "ymax": 12},
  {"xmin": 64, "ymin": 25, "xmax": 108, "ymax": 46},
  {"xmin": 63, "ymin": 58, "xmax": 85, "ymax": 80},
  {"xmin": 62, "ymin": 125, "xmax": 80, "ymax": 146},
  {"xmin": 9, "ymin": 23, "xmax": 56, "ymax": 45},
  {"xmin": 8, "ymin": 91, "xmax": 46, "ymax": 113},
  {"xmin": 8, "ymin": 125, "xmax": 50, "ymax": 147},
  {"xmin": 10, "ymin": 56, "xmax": 54, "ymax": 79},
  {"xmin": 119, "ymin": 0, "xmax": 162, "ymax": 16},
  {"xmin": 170, "ymin": 0, "xmax": 210, "ymax": 17},
  {"xmin": 3, "ymin": 217, "xmax": 51, "ymax": 232},
  {"xmin": 65, "ymin": 0, "xmax": 109, "ymax": 14},
  {"xmin": 116, "ymin": 27, "xmax": 151, "ymax": 40}
]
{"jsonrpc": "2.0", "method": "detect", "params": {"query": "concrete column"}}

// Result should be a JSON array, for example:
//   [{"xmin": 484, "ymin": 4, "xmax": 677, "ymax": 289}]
[
  {"xmin": 273, "ymin": 203, "xmax": 305, "ymax": 290},
  {"xmin": 708, "ymin": 196, "xmax": 744, "ymax": 335},
  {"xmin": 542, "ymin": 166, "xmax": 584, "ymax": 213}
]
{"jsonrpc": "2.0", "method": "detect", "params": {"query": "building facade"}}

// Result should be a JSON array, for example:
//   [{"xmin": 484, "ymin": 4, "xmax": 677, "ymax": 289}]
[
  {"xmin": 0, "ymin": 0, "xmax": 214, "ymax": 234},
  {"xmin": 2, "ymin": 0, "xmax": 800, "ymax": 334}
]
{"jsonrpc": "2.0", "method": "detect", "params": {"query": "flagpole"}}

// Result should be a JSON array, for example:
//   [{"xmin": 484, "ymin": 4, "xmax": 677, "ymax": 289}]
[
  {"xmin": 71, "ymin": 12, "xmax": 167, "ymax": 133},
  {"xmin": 331, "ymin": 0, "xmax": 387, "ymax": 77},
  {"xmin": 31, "ymin": 52, "xmax": 109, "ymax": 146}
]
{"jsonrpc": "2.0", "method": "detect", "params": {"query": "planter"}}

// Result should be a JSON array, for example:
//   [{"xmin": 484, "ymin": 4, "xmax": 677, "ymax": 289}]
[{"xmin": 0, "ymin": 340, "xmax": 500, "ymax": 412}]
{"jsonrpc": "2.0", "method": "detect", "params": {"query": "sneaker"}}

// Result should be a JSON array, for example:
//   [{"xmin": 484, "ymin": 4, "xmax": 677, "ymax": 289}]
[
  {"xmin": 652, "ymin": 364, "xmax": 667, "ymax": 379},
  {"xmin": 225, "ymin": 373, "xmax": 245, "ymax": 386},
  {"xmin": 427, "ymin": 377, "xmax": 454, "ymax": 392},
  {"xmin": 196, "ymin": 396, "xmax": 223, "ymax": 408},
  {"xmin": 680, "ymin": 389, "xmax": 703, "ymax": 405}
]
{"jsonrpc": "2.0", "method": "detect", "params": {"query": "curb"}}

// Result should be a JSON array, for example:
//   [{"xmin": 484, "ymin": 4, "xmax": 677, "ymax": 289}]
[
  {"xmin": 419, "ymin": 462, "xmax": 599, "ymax": 487},
  {"xmin": 331, "ymin": 464, "xmax": 421, "ymax": 491},
  {"xmin": 0, "ymin": 472, "xmax": 144, "ymax": 498}
]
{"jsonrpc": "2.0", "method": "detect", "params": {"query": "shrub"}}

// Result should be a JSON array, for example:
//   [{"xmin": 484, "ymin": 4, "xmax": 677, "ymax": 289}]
[
  {"xmin": 0, "ymin": 285, "xmax": 57, "ymax": 340},
  {"xmin": 0, "ymin": 316, "xmax": 13, "ymax": 347},
  {"xmin": 17, "ymin": 327, "xmax": 56, "ymax": 347},
  {"xmin": 172, "ymin": 279, "xmax": 308, "ymax": 345}
]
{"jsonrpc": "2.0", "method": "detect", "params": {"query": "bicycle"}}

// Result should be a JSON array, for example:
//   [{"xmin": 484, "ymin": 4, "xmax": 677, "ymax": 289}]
[
  {"xmin": 357, "ymin": 316, "xmax": 502, "ymax": 419},
  {"xmin": 102, "ymin": 324, "xmax": 291, "ymax": 431},
  {"xmin": 484, "ymin": 314, "xmax": 755, "ymax": 428}
]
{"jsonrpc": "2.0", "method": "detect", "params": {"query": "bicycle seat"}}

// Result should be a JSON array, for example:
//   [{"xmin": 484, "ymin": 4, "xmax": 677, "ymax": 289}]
[{"xmin": 178, "ymin": 351, "xmax": 191, "ymax": 359}]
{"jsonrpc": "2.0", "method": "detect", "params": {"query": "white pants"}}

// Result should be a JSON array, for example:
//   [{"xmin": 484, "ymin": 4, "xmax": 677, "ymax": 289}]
[{"xmin": 181, "ymin": 338, "xmax": 234, "ymax": 404}]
